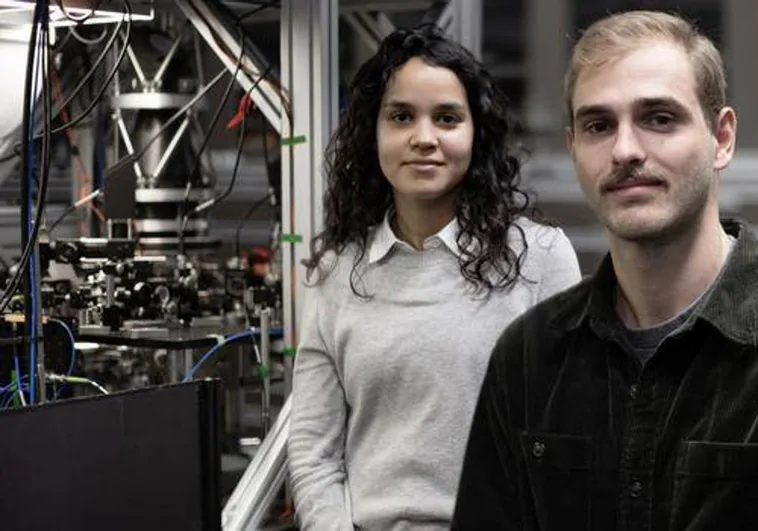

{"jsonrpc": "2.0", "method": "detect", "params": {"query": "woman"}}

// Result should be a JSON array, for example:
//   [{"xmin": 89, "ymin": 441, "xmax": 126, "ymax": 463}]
[{"xmin": 288, "ymin": 25, "xmax": 581, "ymax": 530}]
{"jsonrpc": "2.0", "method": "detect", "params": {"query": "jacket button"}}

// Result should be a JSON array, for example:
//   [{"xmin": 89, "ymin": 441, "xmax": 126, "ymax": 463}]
[
  {"xmin": 532, "ymin": 441, "xmax": 545, "ymax": 458},
  {"xmin": 630, "ymin": 480, "xmax": 643, "ymax": 498},
  {"xmin": 630, "ymin": 385, "xmax": 640, "ymax": 400}
]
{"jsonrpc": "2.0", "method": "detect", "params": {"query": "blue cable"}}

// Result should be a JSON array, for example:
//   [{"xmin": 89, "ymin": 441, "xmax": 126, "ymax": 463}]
[
  {"xmin": 26, "ymin": 5, "xmax": 45, "ymax": 405},
  {"xmin": 182, "ymin": 330, "xmax": 255, "ymax": 383},
  {"xmin": 182, "ymin": 327, "xmax": 284, "ymax": 383},
  {"xmin": 48, "ymin": 318, "xmax": 77, "ymax": 400},
  {"xmin": 0, "ymin": 375, "xmax": 28, "ymax": 395}
]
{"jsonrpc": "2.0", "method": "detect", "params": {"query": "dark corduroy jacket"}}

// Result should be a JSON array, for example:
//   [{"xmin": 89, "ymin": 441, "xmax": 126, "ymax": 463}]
[{"xmin": 452, "ymin": 219, "xmax": 758, "ymax": 531}]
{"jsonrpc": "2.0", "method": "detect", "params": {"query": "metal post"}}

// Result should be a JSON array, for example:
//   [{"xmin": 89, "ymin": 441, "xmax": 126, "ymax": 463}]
[
  {"xmin": 280, "ymin": 0, "xmax": 339, "ymax": 397},
  {"xmin": 524, "ymin": 0, "xmax": 569, "ymax": 140},
  {"xmin": 260, "ymin": 309, "xmax": 271, "ymax": 436}
]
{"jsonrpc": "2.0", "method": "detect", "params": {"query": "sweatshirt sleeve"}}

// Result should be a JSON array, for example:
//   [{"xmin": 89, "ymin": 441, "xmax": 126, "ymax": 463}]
[
  {"xmin": 537, "ymin": 227, "xmax": 582, "ymax": 301},
  {"xmin": 287, "ymin": 288, "xmax": 354, "ymax": 531}
]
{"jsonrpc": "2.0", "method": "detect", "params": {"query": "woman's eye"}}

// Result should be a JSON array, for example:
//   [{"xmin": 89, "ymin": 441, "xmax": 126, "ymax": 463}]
[
  {"xmin": 437, "ymin": 114, "xmax": 461, "ymax": 125},
  {"xmin": 391, "ymin": 111, "xmax": 412, "ymax": 123}
]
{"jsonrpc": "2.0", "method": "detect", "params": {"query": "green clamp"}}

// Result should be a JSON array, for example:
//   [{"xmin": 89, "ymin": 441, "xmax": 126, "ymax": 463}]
[
  {"xmin": 283, "ymin": 347, "xmax": 297, "ymax": 358},
  {"xmin": 281, "ymin": 233, "xmax": 303, "ymax": 243},
  {"xmin": 281, "ymin": 135, "xmax": 307, "ymax": 146},
  {"xmin": 257, "ymin": 363, "xmax": 269, "ymax": 380}
]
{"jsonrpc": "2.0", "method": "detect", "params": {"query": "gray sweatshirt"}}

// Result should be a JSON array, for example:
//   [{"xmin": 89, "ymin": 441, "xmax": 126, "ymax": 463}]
[{"xmin": 288, "ymin": 216, "xmax": 581, "ymax": 531}]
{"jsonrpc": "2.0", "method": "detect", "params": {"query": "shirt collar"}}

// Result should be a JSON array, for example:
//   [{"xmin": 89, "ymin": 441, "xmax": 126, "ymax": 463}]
[
  {"xmin": 553, "ymin": 218, "xmax": 758, "ymax": 346},
  {"xmin": 367, "ymin": 210, "xmax": 461, "ymax": 264}
]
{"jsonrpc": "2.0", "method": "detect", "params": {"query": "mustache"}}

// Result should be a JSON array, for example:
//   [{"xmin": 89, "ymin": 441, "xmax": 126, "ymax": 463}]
[{"xmin": 601, "ymin": 166, "xmax": 665, "ymax": 192}]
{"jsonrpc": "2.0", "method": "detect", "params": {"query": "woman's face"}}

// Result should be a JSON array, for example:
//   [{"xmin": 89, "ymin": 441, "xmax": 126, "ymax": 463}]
[{"xmin": 376, "ymin": 57, "xmax": 474, "ymax": 210}]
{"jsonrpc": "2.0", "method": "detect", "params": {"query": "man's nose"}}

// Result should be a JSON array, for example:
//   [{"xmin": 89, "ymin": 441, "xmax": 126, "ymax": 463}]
[{"xmin": 611, "ymin": 122, "xmax": 646, "ymax": 167}]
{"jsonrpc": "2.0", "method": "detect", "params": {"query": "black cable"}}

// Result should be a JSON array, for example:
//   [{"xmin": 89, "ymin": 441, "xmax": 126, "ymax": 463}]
[
  {"xmin": 8, "ymin": 0, "xmax": 53, "ymax": 319},
  {"xmin": 47, "ymin": 190, "xmax": 102, "ymax": 236},
  {"xmin": 234, "ymin": 193, "xmax": 272, "ymax": 259},
  {"xmin": 235, "ymin": 112, "xmax": 275, "ymax": 257},
  {"xmin": 179, "ymin": 64, "xmax": 273, "ymax": 255},
  {"xmin": 177, "ymin": 25, "xmax": 249, "ymax": 243},
  {"xmin": 237, "ymin": 1, "xmax": 281, "ymax": 23},
  {"xmin": 55, "ymin": 0, "xmax": 106, "ymax": 25},
  {"xmin": 0, "ymin": 2, "xmax": 127, "ymax": 164},
  {"xmin": 0, "ymin": 2, "xmax": 120, "ymax": 312},
  {"xmin": 49, "ymin": 6, "xmax": 130, "ymax": 137}
]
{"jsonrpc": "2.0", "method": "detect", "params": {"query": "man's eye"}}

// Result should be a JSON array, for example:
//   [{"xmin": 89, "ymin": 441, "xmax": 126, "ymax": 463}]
[
  {"xmin": 584, "ymin": 121, "xmax": 609, "ymax": 134},
  {"xmin": 646, "ymin": 113, "xmax": 676, "ymax": 129}
]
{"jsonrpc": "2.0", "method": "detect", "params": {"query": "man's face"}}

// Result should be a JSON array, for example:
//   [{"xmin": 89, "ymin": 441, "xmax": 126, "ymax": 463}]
[{"xmin": 566, "ymin": 40, "xmax": 736, "ymax": 243}]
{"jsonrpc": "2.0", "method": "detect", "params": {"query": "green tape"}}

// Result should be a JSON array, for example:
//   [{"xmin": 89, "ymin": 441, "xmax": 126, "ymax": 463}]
[
  {"xmin": 257, "ymin": 363, "xmax": 269, "ymax": 380},
  {"xmin": 283, "ymin": 347, "xmax": 297, "ymax": 358},
  {"xmin": 281, "ymin": 135, "xmax": 306, "ymax": 146},
  {"xmin": 281, "ymin": 233, "xmax": 303, "ymax": 243}
]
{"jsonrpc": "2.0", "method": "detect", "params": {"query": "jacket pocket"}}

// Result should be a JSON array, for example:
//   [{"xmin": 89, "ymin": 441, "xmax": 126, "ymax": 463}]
[
  {"xmin": 520, "ymin": 432, "xmax": 594, "ymax": 531},
  {"xmin": 670, "ymin": 441, "xmax": 758, "ymax": 530}
]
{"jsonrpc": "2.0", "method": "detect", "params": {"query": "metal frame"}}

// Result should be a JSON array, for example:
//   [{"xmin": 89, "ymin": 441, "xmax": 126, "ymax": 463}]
[{"xmin": 279, "ymin": 0, "xmax": 340, "ymax": 396}]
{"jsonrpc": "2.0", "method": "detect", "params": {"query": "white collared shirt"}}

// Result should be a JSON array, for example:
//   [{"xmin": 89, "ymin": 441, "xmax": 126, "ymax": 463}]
[{"xmin": 367, "ymin": 211, "xmax": 461, "ymax": 264}]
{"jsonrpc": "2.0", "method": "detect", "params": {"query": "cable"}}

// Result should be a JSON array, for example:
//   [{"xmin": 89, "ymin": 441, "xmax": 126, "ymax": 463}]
[
  {"xmin": 179, "ymin": 64, "xmax": 273, "ymax": 255},
  {"xmin": 12, "ymin": 355, "xmax": 26, "ymax": 406},
  {"xmin": 69, "ymin": 24, "xmax": 110, "ymax": 47},
  {"xmin": 234, "ymin": 193, "xmax": 273, "ymax": 258},
  {"xmin": 182, "ymin": 330, "xmax": 256, "ymax": 383},
  {"xmin": 235, "ymin": 110, "xmax": 276, "ymax": 257},
  {"xmin": 0, "ymin": 4, "xmax": 129, "ymax": 312},
  {"xmin": 44, "ymin": 67, "xmax": 228, "ymax": 238},
  {"xmin": 177, "ymin": 23, "xmax": 251, "ymax": 255},
  {"xmin": 47, "ymin": 189, "xmax": 102, "ymax": 235},
  {"xmin": 23, "ymin": 0, "xmax": 51, "ymax": 405},
  {"xmin": 46, "ymin": 374, "xmax": 108, "ymax": 395},
  {"xmin": 0, "ymin": 3, "xmax": 127, "ymax": 164},
  {"xmin": 55, "ymin": 0, "xmax": 106, "ymax": 25},
  {"xmin": 49, "ymin": 0, "xmax": 131, "ymax": 136},
  {"xmin": 236, "ymin": 1, "xmax": 281, "ymax": 22},
  {"xmin": 48, "ymin": 318, "xmax": 77, "ymax": 400},
  {"xmin": 182, "ymin": 327, "xmax": 284, "ymax": 382}
]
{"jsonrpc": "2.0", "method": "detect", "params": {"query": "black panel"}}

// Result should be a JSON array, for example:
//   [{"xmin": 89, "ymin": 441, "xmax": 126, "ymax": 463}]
[{"xmin": 0, "ymin": 380, "xmax": 222, "ymax": 531}]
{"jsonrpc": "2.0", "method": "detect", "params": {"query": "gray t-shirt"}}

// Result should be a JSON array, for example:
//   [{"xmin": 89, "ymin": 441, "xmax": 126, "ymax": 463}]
[{"xmin": 621, "ymin": 235, "xmax": 737, "ymax": 365}]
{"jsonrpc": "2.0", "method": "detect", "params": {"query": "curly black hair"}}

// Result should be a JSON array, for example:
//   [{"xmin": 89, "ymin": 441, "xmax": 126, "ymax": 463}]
[{"xmin": 304, "ymin": 24, "xmax": 535, "ymax": 296}]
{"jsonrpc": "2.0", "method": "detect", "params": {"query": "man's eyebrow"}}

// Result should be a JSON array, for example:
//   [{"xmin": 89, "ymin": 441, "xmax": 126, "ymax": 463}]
[
  {"xmin": 574, "ymin": 97, "xmax": 690, "ymax": 122},
  {"xmin": 636, "ymin": 96, "xmax": 689, "ymax": 113},
  {"xmin": 574, "ymin": 104, "xmax": 611, "ymax": 123}
]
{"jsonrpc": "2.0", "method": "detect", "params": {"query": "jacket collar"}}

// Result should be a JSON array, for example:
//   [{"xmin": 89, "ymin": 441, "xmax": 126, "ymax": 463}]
[{"xmin": 552, "ymin": 219, "xmax": 758, "ymax": 346}]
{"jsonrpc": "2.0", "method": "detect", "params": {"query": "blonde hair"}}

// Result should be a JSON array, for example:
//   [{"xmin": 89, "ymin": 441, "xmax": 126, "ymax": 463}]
[{"xmin": 564, "ymin": 10, "xmax": 726, "ymax": 127}]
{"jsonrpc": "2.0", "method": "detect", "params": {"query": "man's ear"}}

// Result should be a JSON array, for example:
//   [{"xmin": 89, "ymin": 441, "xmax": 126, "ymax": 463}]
[
  {"xmin": 566, "ymin": 126, "xmax": 575, "ymax": 154},
  {"xmin": 713, "ymin": 106, "xmax": 737, "ymax": 171}
]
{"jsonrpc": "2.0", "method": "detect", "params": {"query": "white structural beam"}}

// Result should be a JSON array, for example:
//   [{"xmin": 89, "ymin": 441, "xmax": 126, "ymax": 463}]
[
  {"xmin": 280, "ymin": 0, "xmax": 340, "ymax": 393},
  {"xmin": 174, "ymin": 0, "xmax": 284, "ymax": 134},
  {"xmin": 342, "ymin": 11, "xmax": 395, "ymax": 52},
  {"xmin": 438, "ymin": 0, "xmax": 482, "ymax": 59}
]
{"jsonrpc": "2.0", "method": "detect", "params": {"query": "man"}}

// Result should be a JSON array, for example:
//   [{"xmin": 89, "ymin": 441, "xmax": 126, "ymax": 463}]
[{"xmin": 452, "ymin": 10, "xmax": 758, "ymax": 530}]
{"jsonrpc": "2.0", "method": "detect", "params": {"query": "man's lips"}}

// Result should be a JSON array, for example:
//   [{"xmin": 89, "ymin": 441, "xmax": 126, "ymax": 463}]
[{"xmin": 604, "ymin": 179, "xmax": 664, "ymax": 192}]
